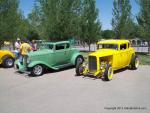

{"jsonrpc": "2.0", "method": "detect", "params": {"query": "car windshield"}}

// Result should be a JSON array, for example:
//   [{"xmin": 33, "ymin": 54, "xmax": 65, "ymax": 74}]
[{"xmin": 97, "ymin": 44, "xmax": 118, "ymax": 50}]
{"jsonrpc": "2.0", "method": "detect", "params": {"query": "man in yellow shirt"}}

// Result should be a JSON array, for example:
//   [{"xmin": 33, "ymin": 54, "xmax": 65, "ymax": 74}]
[{"xmin": 20, "ymin": 39, "xmax": 32, "ymax": 67}]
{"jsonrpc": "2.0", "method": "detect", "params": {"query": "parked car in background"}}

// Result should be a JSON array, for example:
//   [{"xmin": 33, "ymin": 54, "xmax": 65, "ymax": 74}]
[
  {"xmin": 15, "ymin": 41, "xmax": 84, "ymax": 76},
  {"xmin": 76, "ymin": 39, "xmax": 140, "ymax": 81},
  {"xmin": 0, "ymin": 50, "xmax": 15, "ymax": 68}
]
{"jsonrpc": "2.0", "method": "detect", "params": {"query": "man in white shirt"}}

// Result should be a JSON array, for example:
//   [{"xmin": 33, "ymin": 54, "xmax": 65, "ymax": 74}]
[{"xmin": 15, "ymin": 38, "xmax": 21, "ymax": 59}]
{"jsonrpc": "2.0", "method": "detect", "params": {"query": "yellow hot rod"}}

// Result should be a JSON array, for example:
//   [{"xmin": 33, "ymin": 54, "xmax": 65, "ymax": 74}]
[{"xmin": 76, "ymin": 40, "xmax": 139, "ymax": 81}]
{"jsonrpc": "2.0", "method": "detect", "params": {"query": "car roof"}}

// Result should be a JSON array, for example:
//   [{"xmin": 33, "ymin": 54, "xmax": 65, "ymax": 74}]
[
  {"xmin": 97, "ymin": 39, "xmax": 130, "ymax": 45},
  {"xmin": 43, "ymin": 41, "xmax": 70, "ymax": 45}
]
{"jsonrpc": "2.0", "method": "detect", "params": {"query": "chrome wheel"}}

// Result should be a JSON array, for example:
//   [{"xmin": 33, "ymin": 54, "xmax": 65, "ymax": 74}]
[
  {"xmin": 3, "ymin": 57, "xmax": 14, "ymax": 68},
  {"xmin": 32, "ymin": 65, "xmax": 43, "ymax": 76},
  {"xmin": 6, "ymin": 58, "xmax": 13, "ymax": 67}
]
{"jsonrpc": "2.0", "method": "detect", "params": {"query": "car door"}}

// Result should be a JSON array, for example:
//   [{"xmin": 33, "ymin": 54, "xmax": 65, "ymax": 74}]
[
  {"xmin": 46, "ymin": 44, "xmax": 55, "ymax": 66},
  {"xmin": 112, "ymin": 45, "xmax": 121, "ymax": 70},
  {"xmin": 126, "ymin": 42, "xmax": 133, "ymax": 65},
  {"xmin": 64, "ymin": 43, "xmax": 72, "ymax": 63},
  {"xmin": 119, "ymin": 43, "xmax": 128, "ymax": 67},
  {"xmin": 54, "ymin": 43, "xmax": 68, "ymax": 65}
]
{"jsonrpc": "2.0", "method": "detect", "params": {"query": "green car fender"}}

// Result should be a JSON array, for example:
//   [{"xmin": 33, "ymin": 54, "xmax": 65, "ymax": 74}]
[
  {"xmin": 14, "ymin": 59, "xmax": 26, "ymax": 71},
  {"xmin": 70, "ymin": 52, "xmax": 83, "ymax": 65},
  {"xmin": 28, "ymin": 61, "xmax": 58, "ymax": 70}
]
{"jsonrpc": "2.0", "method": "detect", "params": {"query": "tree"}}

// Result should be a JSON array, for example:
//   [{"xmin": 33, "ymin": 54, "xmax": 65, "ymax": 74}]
[
  {"xmin": 33, "ymin": 0, "xmax": 82, "ymax": 41},
  {"xmin": 79, "ymin": 0, "xmax": 101, "ymax": 51},
  {"xmin": 27, "ymin": 4, "xmax": 42, "ymax": 40},
  {"xmin": 112, "ymin": 0, "xmax": 133, "ymax": 39},
  {"xmin": 0, "ymin": 0, "xmax": 26, "ymax": 48},
  {"xmin": 33, "ymin": 0, "xmax": 101, "ymax": 50},
  {"xmin": 16, "ymin": 14, "xmax": 31, "ymax": 40},
  {"xmin": 137, "ymin": 0, "xmax": 150, "ymax": 54},
  {"xmin": 101, "ymin": 30, "xmax": 115, "ymax": 39}
]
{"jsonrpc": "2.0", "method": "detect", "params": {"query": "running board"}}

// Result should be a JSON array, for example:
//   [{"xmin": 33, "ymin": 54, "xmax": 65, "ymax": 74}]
[{"xmin": 54, "ymin": 63, "xmax": 73, "ymax": 69}]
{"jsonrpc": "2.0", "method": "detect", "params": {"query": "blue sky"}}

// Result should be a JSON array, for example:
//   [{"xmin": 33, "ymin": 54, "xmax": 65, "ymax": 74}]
[{"xmin": 19, "ymin": 0, "xmax": 140, "ymax": 30}]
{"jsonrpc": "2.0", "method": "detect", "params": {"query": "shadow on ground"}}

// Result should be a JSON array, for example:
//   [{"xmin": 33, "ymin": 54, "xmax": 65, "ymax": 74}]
[
  {"xmin": 74, "ymin": 67, "xmax": 131, "ymax": 81},
  {"xmin": 28, "ymin": 66, "xmax": 75, "ymax": 77}
]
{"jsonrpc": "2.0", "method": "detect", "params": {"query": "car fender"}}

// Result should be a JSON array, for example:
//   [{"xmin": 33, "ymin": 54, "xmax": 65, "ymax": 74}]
[
  {"xmin": 14, "ymin": 59, "xmax": 20, "ymax": 65},
  {"xmin": 28, "ymin": 61, "xmax": 58, "ymax": 70},
  {"xmin": 14, "ymin": 59, "xmax": 26, "ymax": 71},
  {"xmin": 1, "ymin": 51, "xmax": 14, "ymax": 58},
  {"xmin": 71, "ymin": 53, "xmax": 83, "ymax": 65},
  {"xmin": 1, "ymin": 54, "xmax": 14, "ymax": 64},
  {"xmin": 1, "ymin": 51, "xmax": 14, "ymax": 64}
]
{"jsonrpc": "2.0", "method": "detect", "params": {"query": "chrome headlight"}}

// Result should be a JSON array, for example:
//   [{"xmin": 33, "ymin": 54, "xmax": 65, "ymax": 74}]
[
  {"xmin": 82, "ymin": 62, "xmax": 88, "ymax": 68},
  {"xmin": 100, "ymin": 61, "xmax": 106, "ymax": 69}
]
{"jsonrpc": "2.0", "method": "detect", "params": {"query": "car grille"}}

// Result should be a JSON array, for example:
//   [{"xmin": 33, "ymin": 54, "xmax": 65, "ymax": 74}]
[{"xmin": 88, "ymin": 56, "xmax": 97, "ymax": 72}]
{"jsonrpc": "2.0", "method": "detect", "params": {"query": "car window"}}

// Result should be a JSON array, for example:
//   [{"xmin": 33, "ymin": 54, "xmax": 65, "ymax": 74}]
[
  {"xmin": 48, "ymin": 44, "xmax": 54, "ymax": 49},
  {"xmin": 40, "ymin": 44, "xmax": 53, "ymax": 50},
  {"xmin": 120, "ymin": 44, "xmax": 127, "ymax": 50},
  {"xmin": 56, "ymin": 44, "xmax": 65, "ymax": 50},
  {"xmin": 97, "ymin": 44, "xmax": 118, "ymax": 50},
  {"xmin": 66, "ymin": 43, "xmax": 70, "ymax": 48}
]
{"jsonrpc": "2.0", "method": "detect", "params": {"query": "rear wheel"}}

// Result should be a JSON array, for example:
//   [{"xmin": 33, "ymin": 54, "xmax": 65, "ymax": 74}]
[
  {"xmin": 75, "ymin": 62, "xmax": 85, "ymax": 76},
  {"xmin": 2, "ymin": 56, "xmax": 14, "ymax": 68},
  {"xmin": 31, "ymin": 65, "xmax": 44, "ymax": 76},
  {"xmin": 130, "ymin": 55, "xmax": 139, "ymax": 70},
  {"xmin": 103, "ymin": 64, "xmax": 113, "ymax": 81}
]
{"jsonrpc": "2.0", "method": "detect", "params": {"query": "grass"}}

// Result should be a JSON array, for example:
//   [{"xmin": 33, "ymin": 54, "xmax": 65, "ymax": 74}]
[
  {"xmin": 137, "ymin": 53, "xmax": 150, "ymax": 65},
  {"xmin": 81, "ymin": 51, "xmax": 150, "ymax": 65}
]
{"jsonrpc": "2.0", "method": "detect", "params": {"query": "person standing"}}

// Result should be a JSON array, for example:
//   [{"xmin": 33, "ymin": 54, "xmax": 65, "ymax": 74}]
[
  {"xmin": 20, "ymin": 39, "xmax": 32, "ymax": 68},
  {"xmin": 31, "ymin": 40, "xmax": 37, "ymax": 51},
  {"xmin": 14, "ymin": 38, "xmax": 21, "ymax": 59}
]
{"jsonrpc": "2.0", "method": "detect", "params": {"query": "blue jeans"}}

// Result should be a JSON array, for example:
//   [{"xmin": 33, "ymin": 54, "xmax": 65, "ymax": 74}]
[{"xmin": 20, "ymin": 55, "xmax": 28, "ymax": 67}]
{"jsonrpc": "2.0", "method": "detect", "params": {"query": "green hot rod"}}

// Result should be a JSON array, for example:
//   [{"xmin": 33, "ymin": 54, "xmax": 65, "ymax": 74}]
[{"xmin": 14, "ymin": 41, "xmax": 84, "ymax": 76}]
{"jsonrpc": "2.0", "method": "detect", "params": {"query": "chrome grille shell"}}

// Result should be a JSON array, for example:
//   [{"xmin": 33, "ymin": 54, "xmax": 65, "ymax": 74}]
[{"xmin": 88, "ymin": 56, "xmax": 97, "ymax": 72}]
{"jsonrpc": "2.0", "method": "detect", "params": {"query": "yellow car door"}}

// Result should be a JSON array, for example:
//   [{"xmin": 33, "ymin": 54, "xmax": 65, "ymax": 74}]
[{"xmin": 119, "ymin": 43, "xmax": 129, "ymax": 67}]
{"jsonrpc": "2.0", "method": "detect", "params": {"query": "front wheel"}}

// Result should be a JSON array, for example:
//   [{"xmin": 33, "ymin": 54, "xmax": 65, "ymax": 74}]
[
  {"xmin": 75, "ymin": 62, "xmax": 85, "ymax": 76},
  {"xmin": 103, "ymin": 64, "xmax": 113, "ymax": 81},
  {"xmin": 2, "ymin": 56, "xmax": 14, "ymax": 68},
  {"xmin": 75, "ymin": 55, "xmax": 84, "ymax": 66},
  {"xmin": 31, "ymin": 65, "xmax": 44, "ymax": 76}
]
